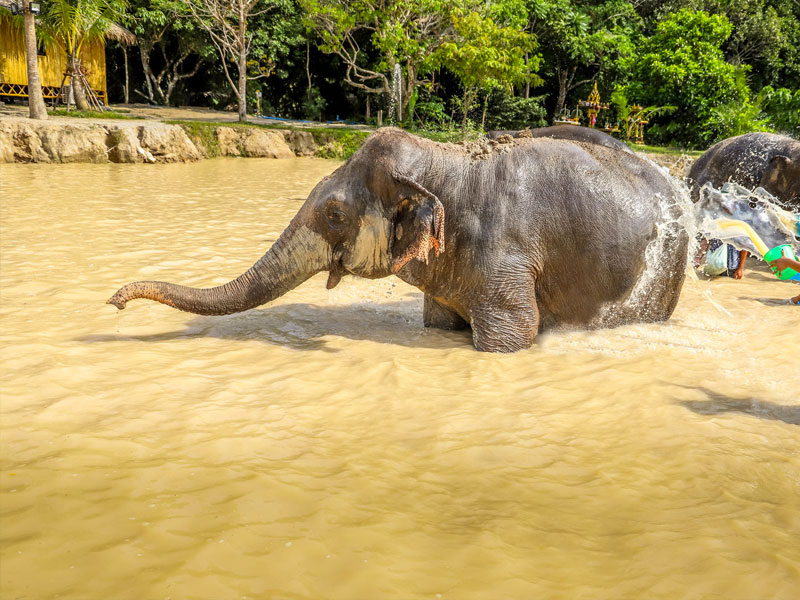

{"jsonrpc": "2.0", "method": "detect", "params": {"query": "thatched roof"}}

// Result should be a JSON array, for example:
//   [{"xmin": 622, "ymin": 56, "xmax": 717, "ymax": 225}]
[{"xmin": 106, "ymin": 23, "xmax": 136, "ymax": 46}]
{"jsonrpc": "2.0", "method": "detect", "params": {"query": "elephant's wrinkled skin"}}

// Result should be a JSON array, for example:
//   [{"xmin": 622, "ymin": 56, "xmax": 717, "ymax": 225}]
[
  {"xmin": 486, "ymin": 125, "xmax": 633, "ymax": 154},
  {"xmin": 109, "ymin": 128, "xmax": 687, "ymax": 353},
  {"xmin": 688, "ymin": 132, "xmax": 800, "ymax": 208}
]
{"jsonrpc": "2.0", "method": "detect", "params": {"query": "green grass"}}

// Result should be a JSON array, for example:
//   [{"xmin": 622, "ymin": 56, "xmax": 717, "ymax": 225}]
[
  {"xmin": 171, "ymin": 121, "xmax": 223, "ymax": 158},
  {"xmin": 305, "ymin": 128, "xmax": 371, "ymax": 159},
  {"xmin": 48, "ymin": 109, "xmax": 143, "ymax": 120},
  {"xmin": 628, "ymin": 143, "xmax": 704, "ymax": 158}
]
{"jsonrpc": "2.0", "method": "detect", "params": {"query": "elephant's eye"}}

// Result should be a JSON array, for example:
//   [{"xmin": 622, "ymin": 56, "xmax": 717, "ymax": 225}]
[{"xmin": 327, "ymin": 208, "xmax": 348, "ymax": 228}]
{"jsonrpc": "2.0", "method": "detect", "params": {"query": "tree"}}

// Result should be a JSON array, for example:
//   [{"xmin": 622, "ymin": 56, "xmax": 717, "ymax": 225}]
[
  {"xmin": 438, "ymin": 3, "xmax": 539, "ymax": 130},
  {"xmin": 21, "ymin": 1, "xmax": 49, "ymax": 119},
  {"xmin": 129, "ymin": 0, "xmax": 209, "ymax": 105},
  {"xmin": 44, "ymin": 0, "xmax": 134, "ymax": 110},
  {"xmin": 0, "ymin": 1, "xmax": 49, "ymax": 118},
  {"xmin": 625, "ymin": 9, "xmax": 750, "ymax": 146},
  {"xmin": 186, "ymin": 0, "xmax": 276, "ymax": 121},
  {"xmin": 652, "ymin": 0, "xmax": 800, "ymax": 91},
  {"xmin": 300, "ymin": 0, "xmax": 458, "ymax": 122},
  {"xmin": 527, "ymin": 0, "xmax": 639, "ymax": 118}
]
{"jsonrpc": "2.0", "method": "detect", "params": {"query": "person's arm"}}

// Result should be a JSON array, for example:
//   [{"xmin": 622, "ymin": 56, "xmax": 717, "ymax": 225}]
[
  {"xmin": 694, "ymin": 238, "xmax": 709, "ymax": 267},
  {"xmin": 733, "ymin": 250, "xmax": 748, "ymax": 280},
  {"xmin": 769, "ymin": 256, "xmax": 800, "ymax": 275}
]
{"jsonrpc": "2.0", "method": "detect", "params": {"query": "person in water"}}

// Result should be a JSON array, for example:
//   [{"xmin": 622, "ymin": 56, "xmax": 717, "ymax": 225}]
[
  {"xmin": 695, "ymin": 238, "xmax": 748, "ymax": 279},
  {"xmin": 769, "ymin": 256, "xmax": 800, "ymax": 305}
]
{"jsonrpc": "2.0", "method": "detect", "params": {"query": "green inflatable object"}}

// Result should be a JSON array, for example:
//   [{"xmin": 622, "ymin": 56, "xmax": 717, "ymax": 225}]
[{"xmin": 764, "ymin": 244, "xmax": 800, "ymax": 281}]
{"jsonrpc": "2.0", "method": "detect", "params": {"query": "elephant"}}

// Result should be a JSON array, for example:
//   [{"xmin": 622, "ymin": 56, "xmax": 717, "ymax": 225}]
[
  {"xmin": 688, "ymin": 133, "xmax": 800, "ymax": 209},
  {"xmin": 486, "ymin": 125, "xmax": 633, "ymax": 154},
  {"xmin": 108, "ymin": 128, "xmax": 688, "ymax": 353}
]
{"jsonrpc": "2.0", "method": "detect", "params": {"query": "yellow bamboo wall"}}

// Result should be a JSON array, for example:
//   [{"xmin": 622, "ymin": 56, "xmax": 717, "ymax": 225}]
[{"xmin": 0, "ymin": 19, "xmax": 107, "ymax": 97}]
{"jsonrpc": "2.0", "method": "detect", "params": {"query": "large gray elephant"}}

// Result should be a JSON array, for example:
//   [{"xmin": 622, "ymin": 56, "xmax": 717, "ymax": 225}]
[
  {"xmin": 108, "ymin": 129, "xmax": 687, "ymax": 353},
  {"xmin": 486, "ymin": 125, "xmax": 633, "ymax": 154},
  {"xmin": 688, "ymin": 132, "xmax": 800, "ymax": 208}
]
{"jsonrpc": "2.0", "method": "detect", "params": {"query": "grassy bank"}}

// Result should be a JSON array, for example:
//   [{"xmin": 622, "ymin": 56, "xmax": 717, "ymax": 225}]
[
  {"xmin": 37, "ymin": 109, "xmax": 704, "ymax": 161},
  {"xmin": 48, "ymin": 109, "xmax": 142, "ymax": 120},
  {"xmin": 628, "ymin": 143, "xmax": 704, "ymax": 158},
  {"xmin": 165, "ymin": 120, "xmax": 476, "ymax": 160}
]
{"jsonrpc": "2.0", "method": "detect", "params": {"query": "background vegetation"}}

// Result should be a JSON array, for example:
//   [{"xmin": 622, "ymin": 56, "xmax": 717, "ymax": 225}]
[{"xmin": 4, "ymin": 0, "xmax": 799, "ymax": 147}]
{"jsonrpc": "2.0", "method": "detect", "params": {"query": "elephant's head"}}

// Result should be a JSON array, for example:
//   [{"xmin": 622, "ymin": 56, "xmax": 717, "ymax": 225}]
[
  {"xmin": 107, "ymin": 129, "xmax": 445, "ymax": 315},
  {"xmin": 759, "ymin": 154, "xmax": 800, "ymax": 207}
]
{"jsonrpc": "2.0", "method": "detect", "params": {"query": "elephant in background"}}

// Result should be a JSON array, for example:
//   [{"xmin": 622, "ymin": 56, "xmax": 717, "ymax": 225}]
[
  {"xmin": 109, "ymin": 129, "xmax": 687, "ymax": 353},
  {"xmin": 486, "ymin": 125, "xmax": 633, "ymax": 154},
  {"xmin": 688, "ymin": 132, "xmax": 800, "ymax": 209}
]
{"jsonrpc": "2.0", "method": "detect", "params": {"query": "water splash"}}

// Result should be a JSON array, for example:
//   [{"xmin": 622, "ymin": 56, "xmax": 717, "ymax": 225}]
[
  {"xmin": 388, "ymin": 64, "xmax": 402, "ymax": 126},
  {"xmin": 694, "ymin": 182, "xmax": 798, "ymax": 259}
]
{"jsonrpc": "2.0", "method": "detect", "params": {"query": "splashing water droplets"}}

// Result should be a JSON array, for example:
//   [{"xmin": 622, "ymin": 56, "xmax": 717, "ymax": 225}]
[{"xmin": 388, "ymin": 64, "xmax": 402, "ymax": 126}]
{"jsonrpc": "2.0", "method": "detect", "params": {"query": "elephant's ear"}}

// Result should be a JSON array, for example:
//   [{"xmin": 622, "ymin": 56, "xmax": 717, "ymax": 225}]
[
  {"xmin": 390, "ymin": 174, "xmax": 446, "ymax": 273},
  {"xmin": 767, "ymin": 155, "xmax": 792, "ymax": 173}
]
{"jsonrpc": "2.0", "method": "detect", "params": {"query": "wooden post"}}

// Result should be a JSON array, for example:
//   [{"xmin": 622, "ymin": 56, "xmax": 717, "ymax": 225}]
[{"xmin": 377, "ymin": 109, "xmax": 383, "ymax": 128}]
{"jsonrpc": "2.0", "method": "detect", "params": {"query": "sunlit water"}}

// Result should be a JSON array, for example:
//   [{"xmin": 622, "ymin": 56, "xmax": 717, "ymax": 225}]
[{"xmin": 1, "ymin": 159, "xmax": 799, "ymax": 599}]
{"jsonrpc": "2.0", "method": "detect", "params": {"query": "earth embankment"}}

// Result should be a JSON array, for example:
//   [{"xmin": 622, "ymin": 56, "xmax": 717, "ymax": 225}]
[{"xmin": 0, "ymin": 117, "xmax": 313, "ymax": 163}]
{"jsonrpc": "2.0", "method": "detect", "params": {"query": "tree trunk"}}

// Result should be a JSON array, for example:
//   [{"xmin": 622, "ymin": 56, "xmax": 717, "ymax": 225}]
[
  {"xmin": 70, "ymin": 53, "xmax": 90, "ymax": 111},
  {"xmin": 525, "ymin": 53, "xmax": 530, "ymax": 100},
  {"xmin": 122, "ymin": 45, "xmax": 129, "ymax": 104},
  {"xmin": 481, "ymin": 92, "xmax": 489, "ymax": 131},
  {"xmin": 22, "ymin": 1, "xmax": 47, "ymax": 120},
  {"xmin": 237, "ymin": 12, "xmax": 247, "ymax": 122},
  {"xmin": 305, "ymin": 39, "xmax": 312, "ymax": 103},
  {"xmin": 554, "ymin": 68, "xmax": 569, "ymax": 118},
  {"xmin": 139, "ymin": 45, "xmax": 157, "ymax": 103},
  {"xmin": 461, "ymin": 88, "xmax": 470, "ymax": 133},
  {"xmin": 107, "ymin": 222, "xmax": 332, "ymax": 315}
]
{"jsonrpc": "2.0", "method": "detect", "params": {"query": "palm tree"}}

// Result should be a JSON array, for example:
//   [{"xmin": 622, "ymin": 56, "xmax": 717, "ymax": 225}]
[
  {"xmin": 0, "ymin": 1, "xmax": 48, "ymax": 118},
  {"xmin": 43, "ymin": 0, "xmax": 134, "ymax": 110},
  {"xmin": 22, "ymin": 1, "xmax": 49, "ymax": 119}
]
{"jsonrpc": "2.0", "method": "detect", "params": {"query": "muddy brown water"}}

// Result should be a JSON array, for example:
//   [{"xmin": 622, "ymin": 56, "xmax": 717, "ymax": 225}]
[{"xmin": 1, "ymin": 159, "xmax": 799, "ymax": 599}]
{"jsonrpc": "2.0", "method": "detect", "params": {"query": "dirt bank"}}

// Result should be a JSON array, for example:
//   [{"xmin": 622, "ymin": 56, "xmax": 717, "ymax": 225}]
[
  {"xmin": 0, "ymin": 117, "xmax": 311, "ymax": 163},
  {"xmin": 0, "ymin": 114, "xmax": 694, "ymax": 174}
]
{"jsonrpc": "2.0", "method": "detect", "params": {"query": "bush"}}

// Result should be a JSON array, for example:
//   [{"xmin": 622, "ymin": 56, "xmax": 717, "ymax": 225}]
[
  {"xmin": 762, "ymin": 86, "xmax": 800, "ymax": 136},
  {"xmin": 483, "ymin": 88, "xmax": 547, "ymax": 131},
  {"xmin": 302, "ymin": 87, "xmax": 327, "ymax": 121},
  {"xmin": 626, "ymin": 10, "xmax": 751, "ymax": 147},
  {"xmin": 414, "ymin": 95, "xmax": 452, "ymax": 130}
]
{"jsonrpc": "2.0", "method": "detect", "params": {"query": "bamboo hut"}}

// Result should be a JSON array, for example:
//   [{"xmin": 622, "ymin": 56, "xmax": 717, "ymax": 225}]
[{"xmin": 0, "ymin": 15, "xmax": 133, "ymax": 105}]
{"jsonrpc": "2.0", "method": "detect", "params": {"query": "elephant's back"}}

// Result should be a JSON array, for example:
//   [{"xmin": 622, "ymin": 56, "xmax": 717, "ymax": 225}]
[{"xmin": 688, "ymin": 133, "xmax": 800, "ymax": 200}]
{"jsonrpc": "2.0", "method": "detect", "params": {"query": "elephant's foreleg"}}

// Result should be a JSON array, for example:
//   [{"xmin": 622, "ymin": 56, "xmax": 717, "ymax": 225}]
[
  {"xmin": 469, "ymin": 276, "xmax": 539, "ymax": 353},
  {"xmin": 424, "ymin": 294, "xmax": 468, "ymax": 330}
]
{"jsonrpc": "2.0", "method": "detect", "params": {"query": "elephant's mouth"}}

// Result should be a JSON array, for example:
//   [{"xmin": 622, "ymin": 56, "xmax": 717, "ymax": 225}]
[{"xmin": 326, "ymin": 248, "xmax": 347, "ymax": 289}]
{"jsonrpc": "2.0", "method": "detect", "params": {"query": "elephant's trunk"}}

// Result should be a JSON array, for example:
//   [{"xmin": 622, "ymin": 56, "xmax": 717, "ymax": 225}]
[{"xmin": 107, "ymin": 223, "xmax": 331, "ymax": 315}]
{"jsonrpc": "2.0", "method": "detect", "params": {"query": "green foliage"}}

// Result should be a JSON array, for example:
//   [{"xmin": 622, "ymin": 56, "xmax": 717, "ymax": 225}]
[
  {"xmin": 625, "ymin": 9, "xmax": 751, "ymax": 146},
  {"xmin": 761, "ymin": 85, "xmax": 800, "ymax": 135},
  {"xmin": 700, "ymin": 77, "xmax": 774, "ymax": 143},
  {"xmin": 43, "ymin": 0, "xmax": 130, "ymax": 54},
  {"xmin": 97, "ymin": 1, "xmax": 798, "ymax": 145},
  {"xmin": 302, "ymin": 87, "xmax": 327, "ymax": 121},
  {"xmin": 174, "ymin": 120, "xmax": 223, "ymax": 157},
  {"xmin": 414, "ymin": 92, "xmax": 452, "ymax": 129},
  {"xmin": 610, "ymin": 86, "xmax": 676, "ymax": 141},
  {"xmin": 437, "ymin": 1, "xmax": 539, "ymax": 128},
  {"xmin": 483, "ymin": 89, "xmax": 547, "ymax": 130},
  {"xmin": 308, "ymin": 128, "xmax": 371, "ymax": 159}
]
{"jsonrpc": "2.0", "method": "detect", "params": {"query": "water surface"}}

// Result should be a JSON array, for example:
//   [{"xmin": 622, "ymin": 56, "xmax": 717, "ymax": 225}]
[{"xmin": 1, "ymin": 159, "xmax": 799, "ymax": 599}]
